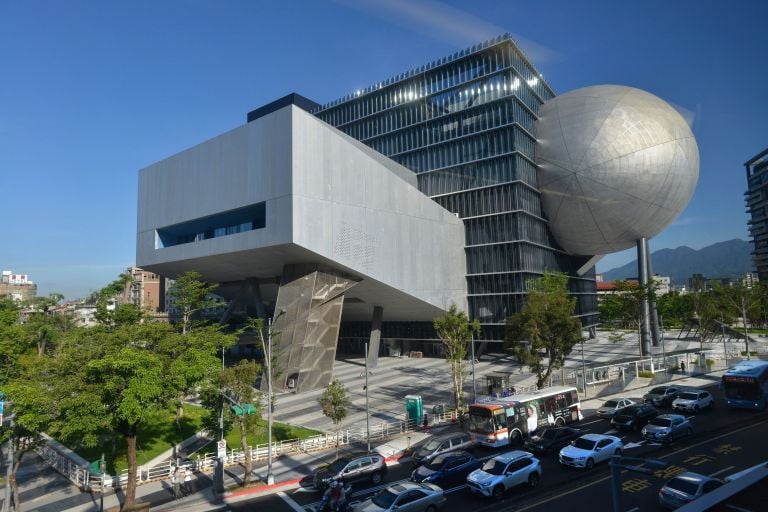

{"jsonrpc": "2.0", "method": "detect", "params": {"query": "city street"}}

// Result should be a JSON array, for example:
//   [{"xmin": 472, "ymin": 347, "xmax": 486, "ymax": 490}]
[{"xmin": 229, "ymin": 383, "xmax": 768, "ymax": 512}]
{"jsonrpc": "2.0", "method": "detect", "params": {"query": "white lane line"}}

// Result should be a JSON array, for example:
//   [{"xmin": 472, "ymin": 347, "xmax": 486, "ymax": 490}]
[
  {"xmin": 709, "ymin": 465, "xmax": 735, "ymax": 477},
  {"xmin": 580, "ymin": 419, "xmax": 604, "ymax": 426},
  {"xmin": 513, "ymin": 418, "xmax": 768, "ymax": 512},
  {"xmin": 278, "ymin": 491, "xmax": 307, "ymax": 512},
  {"xmin": 625, "ymin": 507, "xmax": 640, "ymax": 512}
]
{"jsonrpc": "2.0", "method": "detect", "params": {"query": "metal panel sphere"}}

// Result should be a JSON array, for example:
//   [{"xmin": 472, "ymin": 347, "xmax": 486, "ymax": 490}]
[{"xmin": 535, "ymin": 85, "xmax": 699, "ymax": 255}]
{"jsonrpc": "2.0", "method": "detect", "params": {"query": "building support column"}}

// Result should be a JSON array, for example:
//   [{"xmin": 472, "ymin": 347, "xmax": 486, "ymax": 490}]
[
  {"xmin": 368, "ymin": 306, "xmax": 383, "ymax": 369},
  {"xmin": 637, "ymin": 238, "xmax": 652, "ymax": 356},
  {"xmin": 645, "ymin": 239, "xmax": 661, "ymax": 348}
]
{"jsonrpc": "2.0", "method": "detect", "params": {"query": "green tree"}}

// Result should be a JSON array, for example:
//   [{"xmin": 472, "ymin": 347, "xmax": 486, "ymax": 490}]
[
  {"xmin": 433, "ymin": 304, "xmax": 480, "ymax": 416},
  {"xmin": 1, "ymin": 357, "xmax": 55, "ymax": 511},
  {"xmin": 47, "ymin": 318, "xmax": 229, "ymax": 510},
  {"xmin": 599, "ymin": 280, "xmax": 657, "ymax": 354},
  {"xmin": 167, "ymin": 271, "xmax": 222, "ymax": 335},
  {"xmin": 319, "ymin": 379, "xmax": 351, "ymax": 457},
  {"xmin": 219, "ymin": 359, "xmax": 261, "ymax": 486},
  {"xmin": 93, "ymin": 273, "xmax": 143, "ymax": 327},
  {"xmin": 713, "ymin": 281, "xmax": 767, "ymax": 359},
  {"xmin": 505, "ymin": 272, "xmax": 582, "ymax": 389}
]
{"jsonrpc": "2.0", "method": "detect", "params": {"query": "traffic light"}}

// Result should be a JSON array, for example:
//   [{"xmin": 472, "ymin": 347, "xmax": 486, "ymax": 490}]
[
  {"xmin": 229, "ymin": 405, "xmax": 244, "ymax": 416},
  {"xmin": 229, "ymin": 403, "xmax": 257, "ymax": 416}
]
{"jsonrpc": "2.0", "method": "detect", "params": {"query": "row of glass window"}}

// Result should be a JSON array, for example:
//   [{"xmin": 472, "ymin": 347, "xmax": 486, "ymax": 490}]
[
  {"xmin": 463, "ymin": 212, "xmax": 552, "ymax": 247},
  {"xmin": 466, "ymin": 242, "xmax": 588, "ymax": 275},
  {"xmin": 316, "ymin": 42, "xmax": 551, "ymax": 128},
  {"xmin": 469, "ymin": 292, "xmax": 598, "ymax": 325},
  {"xmin": 433, "ymin": 181, "xmax": 543, "ymax": 219},
  {"xmin": 392, "ymin": 126, "xmax": 535, "ymax": 173},
  {"xmin": 363, "ymin": 95, "xmax": 535, "ymax": 158},
  {"xmin": 418, "ymin": 153, "xmax": 538, "ymax": 197},
  {"xmin": 329, "ymin": 71, "xmax": 541, "ymax": 144}
]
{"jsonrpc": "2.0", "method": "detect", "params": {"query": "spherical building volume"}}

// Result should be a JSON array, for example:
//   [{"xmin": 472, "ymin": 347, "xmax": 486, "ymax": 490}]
[{"xmin": 535, "ymin": 85, "xmax": 699, "ymax": 256}]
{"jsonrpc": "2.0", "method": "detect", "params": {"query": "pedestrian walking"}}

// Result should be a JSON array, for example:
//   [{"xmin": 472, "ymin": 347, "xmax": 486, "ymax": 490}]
[
  {"xmin": 182, "ymin": 466, "xmax": 192, "ymax": 496},
  {"xmin": 170, "ymin": 466, "xmax": 181, "ymax": 499},
  {"xmin": 680, "ymin": 361, "xmax": 686, "ymax": 374},
  {"xmin": 423, "ymin": 414, "xmax": 429, "ymax": 434}
]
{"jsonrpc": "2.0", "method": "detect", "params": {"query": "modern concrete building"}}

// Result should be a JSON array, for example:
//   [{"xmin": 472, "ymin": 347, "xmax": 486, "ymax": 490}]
[
  {"xmin": 745, "ymin": 147, "xmax": 768, "ymax": 282},
  {"xmin": 137, "ymin": 34, "xmax": 698, "ymax": 391}
]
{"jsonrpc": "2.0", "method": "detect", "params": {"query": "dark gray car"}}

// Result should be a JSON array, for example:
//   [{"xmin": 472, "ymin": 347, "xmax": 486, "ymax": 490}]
[
  {"xmin": 643, "ymin": 386, "xmax": 680, "ymax": 407},
  {"xmin": 313, "ymin": 453, "xmax": 387, "ymax": 490},
  {"xmin": 641, "ymin": 414, "xmax": 692, "ymax": 443},
  {"xmin": 411, "ymin": 432, "xmax": 473, "ymax": 466}
]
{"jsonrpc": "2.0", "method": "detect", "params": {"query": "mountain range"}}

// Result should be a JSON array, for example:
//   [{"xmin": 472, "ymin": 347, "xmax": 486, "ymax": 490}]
[{"xmin": 600, "ymin": 239, "xmax": 754, "ymax": 284}]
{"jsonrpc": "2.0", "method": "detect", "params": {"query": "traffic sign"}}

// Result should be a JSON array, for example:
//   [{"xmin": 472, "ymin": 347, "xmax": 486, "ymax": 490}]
[
  {"xmin": 217, "ymin": 439, "xmax": 227, "ymax": 458},
  {"xmin": 0, "ymin": 400, "xmax": 4, "ymax": 415}
]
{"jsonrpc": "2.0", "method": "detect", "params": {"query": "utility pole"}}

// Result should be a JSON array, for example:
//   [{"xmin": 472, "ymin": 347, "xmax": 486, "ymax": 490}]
[
  {"xmin": 2, "ymin": 435, "xmax": 12, "ymax": 512},
  {"xmin": 581, "ymin": 338, "xmax": 588, "ymax": 399},
  {"xmin": 721, "ymin": 314, "xmax": 728, "ymax": 367},
  {"xmin": 99, "ymin": 453, "xmax": 105, "ymax": 512},
  {"xmin": 660, "ymin": 315, "xmax": 667, "ymax": 379}
]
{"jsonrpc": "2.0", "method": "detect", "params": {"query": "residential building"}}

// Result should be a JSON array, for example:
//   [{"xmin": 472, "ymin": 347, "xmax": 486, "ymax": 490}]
[
  {"xmin": 0, "ymin": 270, "xmax": 37, "ymax": 302},
  {"xmin": 121, "ymin": 266, "xmax": 164, "ymax": 314}
]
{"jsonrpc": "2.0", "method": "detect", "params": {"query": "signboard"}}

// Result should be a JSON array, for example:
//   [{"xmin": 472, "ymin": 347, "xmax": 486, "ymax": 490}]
[
  {"xmin": 217, "ymin": 439, "xmax": 227, "ymax": 458},
  {"xmin": 724, "ymin": 376, "xmax": 756, "ymax": 383}
]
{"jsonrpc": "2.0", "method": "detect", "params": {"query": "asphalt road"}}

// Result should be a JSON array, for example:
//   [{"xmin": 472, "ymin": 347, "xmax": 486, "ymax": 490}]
[{"xmin": 230, "ymin": 383, "xmax": 768, "ymax": 512}]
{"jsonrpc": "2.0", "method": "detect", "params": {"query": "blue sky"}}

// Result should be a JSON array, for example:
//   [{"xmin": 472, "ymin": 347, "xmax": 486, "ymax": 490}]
[{"xmin": 2, "ymin": 0, "xmax": 766, "ymax": 299}]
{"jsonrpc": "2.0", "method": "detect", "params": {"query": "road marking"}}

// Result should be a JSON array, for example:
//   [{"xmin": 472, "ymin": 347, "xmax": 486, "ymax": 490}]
[
  {"xmin": 625, "ymin": 507, "xmax": 640, "ymax": 512},
  {"xmin": 623, "ymin": 440, "xmax": 647, "ymax": 449},
  {"xmin": 278, "ymin": 491, "xmax": 307, "ymax": 512},
  {"xmin": 708, "ymin": 465, "xmax": 735, "ymax": 477},
  {"xmin": 580, "ymin": 419, "xmax": 603, "ymax": 426},
  {"xmin": 513, "ymin": 418, "xmax": 768, "ymax": 512}
]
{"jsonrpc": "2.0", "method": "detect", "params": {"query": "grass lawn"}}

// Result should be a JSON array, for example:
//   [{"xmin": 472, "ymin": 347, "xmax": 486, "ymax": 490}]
[
  {"xmin": 222, "ymin": 420, "xmax": 321, "ymax": 451},
  {"xmin": 69, "ymin": 405, "xmax": 321, "ymax": 474}
]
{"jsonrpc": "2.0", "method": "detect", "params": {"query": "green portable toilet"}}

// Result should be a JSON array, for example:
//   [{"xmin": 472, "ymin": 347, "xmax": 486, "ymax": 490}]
[{"xmin": 405, "ymin": 395, "xmax": 423, "ymax": 424}]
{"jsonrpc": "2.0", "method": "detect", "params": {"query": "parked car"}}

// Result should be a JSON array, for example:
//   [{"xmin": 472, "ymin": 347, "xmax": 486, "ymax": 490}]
[
  {"xmin": 559, "ymin": 433, "xmax": 622, "ymax": 469},
  {"xmin": 658, "ymin": 472, "xmax": 724, "ymax": 509},
  {"xmin": 411, "ymin": 432, "xmax": 473, "ymax": 466},
  {"xmin": 466, "ymin": 450, "xmax": 541, "ymax": 499},
  {"xmin": 313, "ymin": 453, "xmax": 387, "ymax": 490},
  {"xmin": 643, "ymin": 386, "xmax": 680, "ymax": 407},
  {"xmin": 672, "ymin": 390, "xmax": 714, "ymax": 413},
  {"xmin": 641, "ymin": 414, "xmax": 692, "ymax": 443},
  {"xmin": 596, "ymin": 398, "xmax": 635, "ymax": 419},
  {"xmin": 353, "ymin": 482, "xmax": 446, "ymax": 512},
  {"xmin": 611, "ymin": 403, "xmax": 658, "ymax": 431},
  {"xmin": 524, "ymin": 426, "xmax": 584, "ymax": 454},
  {"xmin": 411, "ymin": 451, "xmax": 481, "ymax": 487}
]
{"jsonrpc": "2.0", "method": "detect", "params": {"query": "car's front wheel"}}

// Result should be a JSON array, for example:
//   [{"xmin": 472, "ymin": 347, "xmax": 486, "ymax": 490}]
[
  {"xmin": 492, "ymin": 485, "xmax": 505, "ymax": 500},
  {"xmin": 585, "ymin": 458, "xmax": 595, "ymax": 469},
  {"xmin": 424, "ymin": 506, "xmax": 437, "ymax": 512},
  {"xmin": 370, "ymin": 471, "xmax": 383, "ymax": 485},
  {"xmin": 528, "ymin": 473, "xmax": 540, "ymax": 488}
]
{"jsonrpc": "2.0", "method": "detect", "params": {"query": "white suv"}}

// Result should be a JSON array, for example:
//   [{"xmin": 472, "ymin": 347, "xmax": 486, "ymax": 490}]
[
  {"xmin": 672, "ymin": 390, "xmax": 714, "ymax": 413},
  {"xmin": 466, "ymin": 450, "xmax": 541, "ymax": 499}
]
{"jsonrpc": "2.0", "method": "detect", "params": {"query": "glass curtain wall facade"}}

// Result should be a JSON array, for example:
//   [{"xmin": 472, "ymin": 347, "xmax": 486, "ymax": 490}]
[
  {"xmin": 745, "ymin": 147, "xmax": 768, "ymax": 282},
  {"xmin": 313, "ymin": 35, "xmax": 598, "ymax": 343}
]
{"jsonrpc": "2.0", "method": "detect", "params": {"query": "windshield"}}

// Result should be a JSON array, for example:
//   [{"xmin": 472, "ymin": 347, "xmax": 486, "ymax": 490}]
[
  {"xmin": 678, "ymin": 392, "xmax": 698, "ymax": 400},
  {"xmin": 602, "ymin": 400, "xmax": 618, "ymax": 408},
  {"xmin": 540, "ymin": 429, "xmax": 557, "ymax": 440},
  {"xmin": 481, "ymin": 459, "xmax": 507, "ymax": 475},
  {"xmin": 572, "ymin": 438, "xmax": 597, "ymax": 450},
  {"xmin": 649, "ymin": 418, "xmax": 672, "ymax": 427},
  {"xmin": 372, "ymin": 488, "xmax": 399, "ymax": 508},
  {"xmin": 327, "ymin": 458, "xmax": 349, "ymax": 473},
  {"xmin": 649, "ymin": 387, "xmax": 667, "ymax": 395},
  {"xmin": 425, "ymin": 455, "xmax": 449, "ymax": 470},
  {"xmin": 469, "ymin": 410, "xmax": 496, "ymax": 434},
  {"xmin": 666, "ymin": 478, "xmax": 699, "ymax": 495},
  {"xmin": 723, "ymin": 380, "xmax": 761, "ymax": 401},
  {"xmin": 422, "ymin": 438, "xmax": 442, "ymax": 451}
]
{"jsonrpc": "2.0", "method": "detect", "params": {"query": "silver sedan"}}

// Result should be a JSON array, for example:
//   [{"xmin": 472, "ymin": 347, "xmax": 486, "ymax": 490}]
[
  {"xmin": 642, "ymin": 414, "xmax": 692, "ymax": 443},
  {"xmin": 353, "ymin": 482, "xmax": 446, "ymax": 512}
]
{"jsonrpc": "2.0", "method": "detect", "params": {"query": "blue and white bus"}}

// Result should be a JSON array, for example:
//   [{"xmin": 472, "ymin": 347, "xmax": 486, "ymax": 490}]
[{"xmin": 721, "ymin": 360, "xmax": 768, "ymax": 410}]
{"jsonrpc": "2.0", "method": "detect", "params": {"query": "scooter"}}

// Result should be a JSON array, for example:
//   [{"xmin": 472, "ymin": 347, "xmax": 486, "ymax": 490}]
[{"xmin": 314, "ymin": 483, "xmax": 352, "ymax": 512}]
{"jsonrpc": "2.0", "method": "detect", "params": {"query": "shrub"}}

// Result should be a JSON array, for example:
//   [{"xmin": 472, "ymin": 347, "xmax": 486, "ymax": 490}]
[
  {"xmin": 706, "ymin": 359, "xmax": 716, "ymax": 367},
  {"xmin": 740, "ymin": 351, "xmax": 759, "ymax": 356},
  {"xmin": 638, "ymin": 370, "xmax": 655, "ymax": 378}
]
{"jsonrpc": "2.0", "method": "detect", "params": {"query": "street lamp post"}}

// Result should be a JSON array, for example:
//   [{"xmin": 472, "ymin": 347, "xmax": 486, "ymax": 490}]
[
  {"xmin": 364, "ymin": 342, "xmax": 371, "ymax": 453},
  {"xmin": 470, "ymin": 335, "xmax": 476, "ymax": 403},
  {"xmin": 581, "ymin": 338, "xmax": 588, "ymax": 399},
  {"xmin": 266, "ymin": 316, "xmax": 275, "ymax": 485},
  {"xmin": 659, "ymin": 315, "xmax": 667, "ymax": 380}
]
